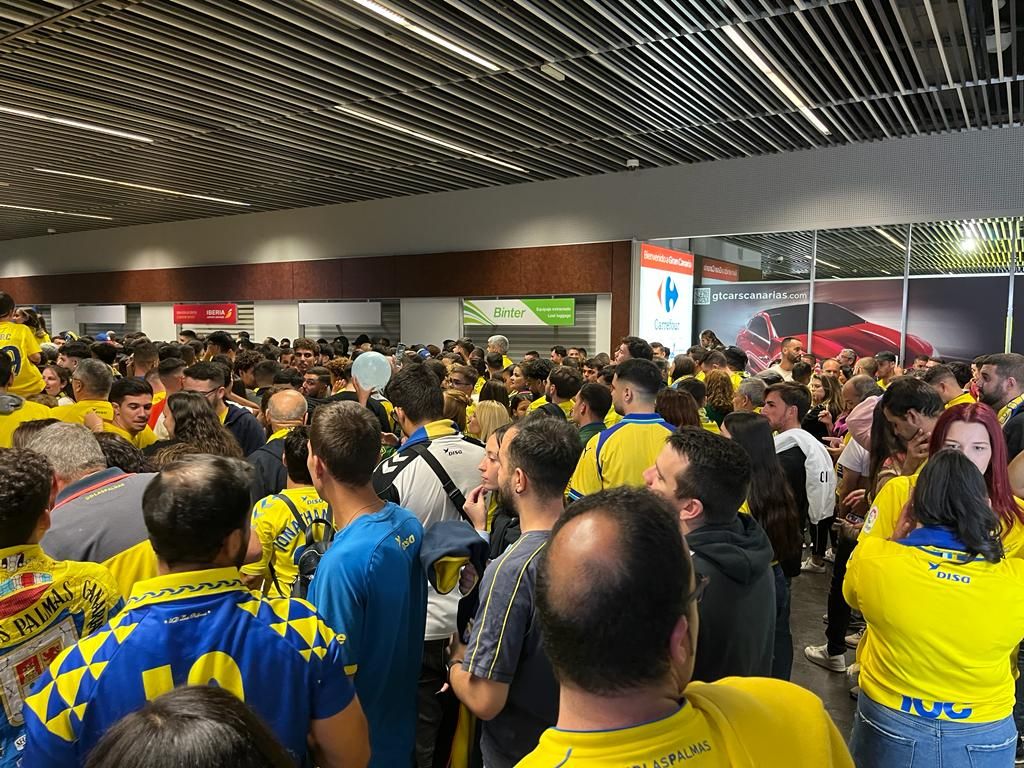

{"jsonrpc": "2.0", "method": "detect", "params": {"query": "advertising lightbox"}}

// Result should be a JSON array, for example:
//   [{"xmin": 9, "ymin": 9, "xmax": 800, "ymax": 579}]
[{"xmin": 637, "ymin": 243, "xmax": 695, "ymax": 356}]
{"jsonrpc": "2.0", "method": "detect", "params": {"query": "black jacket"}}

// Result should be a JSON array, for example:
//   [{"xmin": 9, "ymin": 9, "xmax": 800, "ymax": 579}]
[
  {"xmin": 688, "ymin": 513, "xmax": 776, "ymax": 683},
  {"xmin": 1005, "ymin": 411, "xmax": 1024, "ymax": 462},
  {"xmin": 246, "ymin": 438, "xmax": 287, "ymax": 505},
  {"xmin": 224, "ymin": 404, "xmax": 266, "ymax": 456}
]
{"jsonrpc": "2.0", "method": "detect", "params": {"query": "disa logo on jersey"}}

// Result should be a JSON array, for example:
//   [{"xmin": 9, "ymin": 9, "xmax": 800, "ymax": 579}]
[{"xmin": 656, "ymin": 276, "xmax": 679, "ymax": 313}]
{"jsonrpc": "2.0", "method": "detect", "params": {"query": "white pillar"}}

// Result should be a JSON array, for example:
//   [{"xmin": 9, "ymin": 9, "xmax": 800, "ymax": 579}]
[
  {"xmin": 254, "ymin": 301, "xmax": 299, "ymax": 342},
  {"xmin": 596, "ymin": 293, "xmax": 612, "ymax": 356},
  {"xmin": 400, "ymin": 298, "xmax": 462, "ymax": 345},
  {"xmin": 140, "ymin": 303, "xmax": 177, "ymax": 342},
  {"xmin": 50, "ymin": 304, "xmax": 77, "ymax": 336}
]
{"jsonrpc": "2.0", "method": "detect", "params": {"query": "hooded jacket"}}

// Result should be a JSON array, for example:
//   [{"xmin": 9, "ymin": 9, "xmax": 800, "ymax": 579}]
[{"xmin": 688, "ymin": 513, "xmax": 776, "ymax": 683}]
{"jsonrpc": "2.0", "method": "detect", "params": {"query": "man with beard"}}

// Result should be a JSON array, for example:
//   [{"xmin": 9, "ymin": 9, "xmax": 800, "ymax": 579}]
[
  {"xmin": 24, "ymin": 455, "xmax": 369, "ymax": 767},
  {"xmin": 449, "ymin": 416, "xmax": 582, "ymax": 768},
  {"xmin": 767, "ymin": 337, "xmax": 804, "ymax": 382},
  {"xmin": 978, "ymin": 353, "xmax": 1024, "ymax": 460}
]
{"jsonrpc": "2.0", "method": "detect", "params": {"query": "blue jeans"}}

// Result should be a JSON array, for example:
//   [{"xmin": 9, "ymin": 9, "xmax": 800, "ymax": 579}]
[
  {"xmin": 851, "ymin": 693, "xmax": 1017, "ymax": 768},
  {"xmin": 770, "ymin": 564, "xmax": 792, "ymax": 680}
]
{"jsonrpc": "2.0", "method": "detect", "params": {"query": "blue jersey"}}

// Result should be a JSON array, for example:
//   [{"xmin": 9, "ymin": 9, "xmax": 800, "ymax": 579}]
[
  {"xmin": 0, "ymin": 545, "xmax": 121, "ymax": 768},
  {"xmin": 22, "ymin": 567, "xmax": 354, "ymax": 767},
  {"xmin": 307, "ymin": 502, "xmax": 427, "ymax": 767}
]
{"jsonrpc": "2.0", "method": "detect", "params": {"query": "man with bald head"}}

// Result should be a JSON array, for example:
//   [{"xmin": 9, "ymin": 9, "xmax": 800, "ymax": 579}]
[
  {"xmin": 246, "ymin": 387, "xmax": 309, "ymax": 503},
  {"xmin": 518, "ymin": 486, "xmax": 853, "ymax": 767},
  {"xmin": 448, "ymin": 415, "xmax": 582, "ymax": 768}
]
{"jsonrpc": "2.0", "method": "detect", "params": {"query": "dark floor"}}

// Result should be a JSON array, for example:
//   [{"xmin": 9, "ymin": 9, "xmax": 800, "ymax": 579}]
[{"xmin": 789, "ymin": 564, "xmax": 857, "ymax": 737}]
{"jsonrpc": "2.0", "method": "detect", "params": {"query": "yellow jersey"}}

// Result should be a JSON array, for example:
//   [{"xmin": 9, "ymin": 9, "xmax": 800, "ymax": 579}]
[
  {"xmin": 527, "ymin": 395, "xmax": 548, "ymax": 412},
  {"xmin": 103, "ymin": 423, "xmax": 159, "ymax": 451},
  {"xmin": 861, "ymin": 469, "xmax": 1024, "ymax": 558},
  {"xmin": 518, "ymin": 676, "xmax": 853, "ymax": 767},
  {"xmin": 0, "ymin": 322, "xmax": 43, "ymax": 398},
  {"xmin": 567, "ymin": 413, "xmax": 673, "ymax": 501},
  {"xmin": 50, "ymin": 399, "xmax": 115, "ymax": 425},
  {"xmin": 946, "ymin": 392, "xmax": 976, "ymax": 409},
  {"xmin": 0, "ymin": 397, "xmax": 52, "ymax": 448},
  {"xmin": 845, "ymin": 531, "xmax": 1024, "ymax": 722},
  {"xmin": 603, "ymin": 405, "xmax": 622, "ymax": 428},
  {"xmin": 241, "ymin": 486, "xmax": 330, "ymax": 597}
]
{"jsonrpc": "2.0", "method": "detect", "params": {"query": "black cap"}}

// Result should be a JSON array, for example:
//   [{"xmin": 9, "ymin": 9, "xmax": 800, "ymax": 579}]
[{"xmin": 874, "ymin": 351, "xmax": 897, "ymax": 363}]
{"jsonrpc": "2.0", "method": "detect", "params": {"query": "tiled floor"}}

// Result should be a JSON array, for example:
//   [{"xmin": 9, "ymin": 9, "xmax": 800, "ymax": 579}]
[{"xmin": 788, "ymin": 565, "xmax": 857, "ymax": 736}]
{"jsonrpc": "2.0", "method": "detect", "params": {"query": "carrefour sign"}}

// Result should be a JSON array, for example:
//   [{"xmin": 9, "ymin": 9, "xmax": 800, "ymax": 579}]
[{"xmin": 637, "ymin": 243, "xmax": 694, "ymax": 354}]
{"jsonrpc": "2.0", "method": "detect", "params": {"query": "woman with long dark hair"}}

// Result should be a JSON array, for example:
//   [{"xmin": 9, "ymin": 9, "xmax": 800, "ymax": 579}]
[
  {"xmin": 42, "ymin": 364, "xmax": 74, "ymax": 406},
  {"xmin": 145, "ymin": 391, "xmax": 243, "ymax": 459},
  {"xmin": 847, "ymin": 450, "xmax": 1024, "ymax": 767},
  {"xmin": 722, "ymin": 411, "xmax": 803, "ymax": 680}
]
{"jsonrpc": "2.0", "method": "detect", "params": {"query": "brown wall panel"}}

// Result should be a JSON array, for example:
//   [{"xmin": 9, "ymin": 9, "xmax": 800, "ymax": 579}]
[
  {"xmin": 2, "ymin": 242, "xmax": 631, "ymax": 310},
  {"xmin": 610, "ymin": 240, "xmax": 632, "ymax": 343}
]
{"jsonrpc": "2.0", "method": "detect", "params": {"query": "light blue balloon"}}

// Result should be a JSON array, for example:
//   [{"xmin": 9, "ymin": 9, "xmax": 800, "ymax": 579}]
[{"xmin": 352, "ymin": 351, "xmax": 392, "ymax": 392}]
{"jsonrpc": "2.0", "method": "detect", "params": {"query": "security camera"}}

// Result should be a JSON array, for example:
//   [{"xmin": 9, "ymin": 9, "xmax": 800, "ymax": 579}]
[{"xmin": 624, "ymin": 158, "xmax": 640, "ymax": 170}]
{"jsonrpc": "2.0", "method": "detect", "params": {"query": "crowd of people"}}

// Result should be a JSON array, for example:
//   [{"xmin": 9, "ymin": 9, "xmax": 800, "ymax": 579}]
[{"xmin": 2, "ymin": 286, "xmax": 1024, "ymax": 767}]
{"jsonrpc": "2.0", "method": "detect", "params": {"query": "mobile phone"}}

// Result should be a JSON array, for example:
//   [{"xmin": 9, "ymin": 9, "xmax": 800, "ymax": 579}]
[{"xmin": 394, "ymin": 343, "xmax": 407, "ymax": 368}]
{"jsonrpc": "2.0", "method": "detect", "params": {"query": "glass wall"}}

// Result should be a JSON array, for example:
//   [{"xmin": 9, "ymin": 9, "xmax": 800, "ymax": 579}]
[{"xmin": 668, "ymin": 217, "xmax": 1019, "ymax": 366}]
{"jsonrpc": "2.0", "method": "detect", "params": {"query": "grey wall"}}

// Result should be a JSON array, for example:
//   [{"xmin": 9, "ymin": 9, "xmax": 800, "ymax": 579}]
[{"xmin": 4, "ymin": 125, "xmax": 1023, "ymax": 278}]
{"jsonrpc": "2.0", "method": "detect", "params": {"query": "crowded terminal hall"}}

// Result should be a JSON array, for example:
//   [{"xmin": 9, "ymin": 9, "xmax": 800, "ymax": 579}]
[
  {"xmin": 4, "ymin": 301, "xmax": 1024, "ymax": 767},
  {"xmin": 5, "ymin": 2, "xmax": 1024, "ymax": 766}
]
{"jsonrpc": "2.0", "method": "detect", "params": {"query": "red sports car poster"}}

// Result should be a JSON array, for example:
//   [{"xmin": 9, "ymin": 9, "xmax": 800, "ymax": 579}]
[{"xmin": 693, "ymin": 275, "xmax": 1006, "ymax": 367}]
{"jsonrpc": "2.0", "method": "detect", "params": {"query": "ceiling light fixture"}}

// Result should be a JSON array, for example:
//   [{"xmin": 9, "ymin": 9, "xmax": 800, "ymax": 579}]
[
  {"xmin": 872, "ymin": 227, "xmax": 905, "ymax": 249},
  {"xmin": 816, "ymin": 257, "xmax": 841, "ymax": 269},
  {"xmin": 352, "ymin": 0, "xmax": 499, "ymax": 71},
  {"xmin": 723, "ymin": 26, "xmax": 830, "ymax": 136},
  {"xmin": 0, "ymin": 203, "xmax": 113, "ymax": 220},
  {"xmin": 334, "ymin": 106, "xmax": 529, "ymax": 173},
  {"xmin": 961, "ymin": 237, "xmax": 978, "ymax": 252},
  {"xmin": 33, "ymin": 169, "xmax": 251, "ymax": 206},
  {"xmin": 0, "ymin": 106, "xmax": 153, "ymax": 143}
]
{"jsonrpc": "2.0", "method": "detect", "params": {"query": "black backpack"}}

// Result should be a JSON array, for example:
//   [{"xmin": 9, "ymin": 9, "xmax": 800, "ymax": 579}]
[{"xmin": 266, "ymin": 494, "xmax": 335, "ymax": 600}]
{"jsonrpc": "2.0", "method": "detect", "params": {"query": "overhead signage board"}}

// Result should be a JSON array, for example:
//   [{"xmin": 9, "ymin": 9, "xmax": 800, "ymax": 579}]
[
  {"xmin": 173, "ymin": 303, "xmax": 238, "ymax": 325},
  {"xmin": 463, "ymin": 298, "xmax": 575, "ymax": 326}
]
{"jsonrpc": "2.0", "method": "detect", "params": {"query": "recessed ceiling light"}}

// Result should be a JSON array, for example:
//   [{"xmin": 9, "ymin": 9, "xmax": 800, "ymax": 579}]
[
  {"xmin": 961, "ymin": 237, "xmax": 978, "ymax": 252},
  {"xmin": 0, "ymin": 105, "xmax": 153, "ymax": 142},
  {"xmin": 33, "ymin": 169, "xmax": 250, "ymax": 206},
  {"xmin": 0, "ymin": 203, "xmax": 112, "ymax": 220},
  {"xmin": 352, "ymin": 0, "xmax": 499, "ymax": 71},
  {"xmin": 723, "ymin": 26, "xmax": 830, "ymax": 136},
  {"xmin": 540, "ymin": 63, "xmax": 566, "ymax": 82},
  {"xmin": 816, "ymin": 258, "xmax": 840, "ymax": 269},
  {"xmin": 334, "ymin": 106, "xmax": 529, "ymax": 173}
]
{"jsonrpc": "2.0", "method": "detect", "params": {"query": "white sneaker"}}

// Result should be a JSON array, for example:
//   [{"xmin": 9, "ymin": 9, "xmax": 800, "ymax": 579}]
[
  {"xmin": 804, "ymin": 644, "xmax": 847, "ymax": 672},
  {"xmin": 801, "ymin": 558, "xmax": 826, "ymax": 573},
  {"xmin": 824, "ymin": 548, "xmax": 835, "ymax": 563},
  {"xmin": 845, "ymin": 629, "xmax": 864, "ymax": 649}
]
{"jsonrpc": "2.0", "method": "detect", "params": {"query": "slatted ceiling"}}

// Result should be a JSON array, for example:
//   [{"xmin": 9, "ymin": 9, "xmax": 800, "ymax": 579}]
[
  {"xmin": 1, "ymin": 1, "xmax": 1023, "ymax": 239},
  {"xmin": 177, "ymin": 302, "xmax": 255, "ymax": 340},
  {"xmin": 724, "ymin": 218, "xmax": 1021, "ymax": 279},
  {"xmin": 301, "ymin": 300, "xmax": 401, "ymax": 346}
]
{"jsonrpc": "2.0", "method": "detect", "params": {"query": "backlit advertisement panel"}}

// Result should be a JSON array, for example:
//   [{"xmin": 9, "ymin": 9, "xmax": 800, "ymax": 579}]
[{"xmin": 637, "ymin": 243, "xmax": 694, "ymax": 356}]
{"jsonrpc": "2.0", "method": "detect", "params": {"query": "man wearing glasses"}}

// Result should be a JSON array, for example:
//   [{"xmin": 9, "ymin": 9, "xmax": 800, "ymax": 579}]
[
  {"xmin": 182, "ymin": 361, "xmax": 265, "ymax": 455},
  {"xmin": 643, "ymin": 428, "xmax": 776, "ymax": 683},
  {"xmin": 517, "ymin": 485, "xmax": 852, "ymax": 767}
]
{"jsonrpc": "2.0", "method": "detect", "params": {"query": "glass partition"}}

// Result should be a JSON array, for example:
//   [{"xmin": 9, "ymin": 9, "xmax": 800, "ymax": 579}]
[{"xmin": 653, "ymin": 217, "xmax": 1021, "ymax": 367}]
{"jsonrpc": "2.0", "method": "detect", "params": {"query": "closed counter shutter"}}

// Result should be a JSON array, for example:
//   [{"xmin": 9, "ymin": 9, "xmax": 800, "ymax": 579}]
[
  {"xmin": 81, "ymin": 304, "xmax": 142, "ymax": 337},
  {"xmin": 301, "ymin": 300, "xmax": 400, "ymax": 346},
  {"xmin": 176, "ymin": 302, "xmax": 255, "ymax": 339}
]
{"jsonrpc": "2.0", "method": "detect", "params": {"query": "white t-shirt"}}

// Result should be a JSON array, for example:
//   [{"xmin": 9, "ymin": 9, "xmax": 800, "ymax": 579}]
[
  {"xmin": 767, "ymin": 364, "xmax": 794, "ymax": 382},
  {"xmin": 838, "ymin": 438, "xmax": 870, "ymax": 476}
]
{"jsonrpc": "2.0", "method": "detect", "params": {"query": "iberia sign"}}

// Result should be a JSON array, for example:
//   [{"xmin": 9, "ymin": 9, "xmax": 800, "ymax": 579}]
[
  {"xmin": 463, "ymin": 298, "xmax": 575, "ymax": 326},
  {"xmin": 173, "ymin": 303, "xmax": 238, "ymax": 325}
]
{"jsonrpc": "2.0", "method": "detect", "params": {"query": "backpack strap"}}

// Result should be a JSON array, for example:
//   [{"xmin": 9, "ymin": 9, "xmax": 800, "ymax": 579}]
[
  {"xmin": 266, "ymin": 493, "xmax": 306, "ymax": 597},
  {"xmin": 404, "ymin": 442, "xmax": 471, "ymax": 523}
]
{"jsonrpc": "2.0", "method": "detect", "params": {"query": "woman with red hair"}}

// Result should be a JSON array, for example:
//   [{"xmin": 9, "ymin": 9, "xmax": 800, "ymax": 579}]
[{"xmin": 862, "ymin": 402, "xmax": 1024, "ymax": 556}]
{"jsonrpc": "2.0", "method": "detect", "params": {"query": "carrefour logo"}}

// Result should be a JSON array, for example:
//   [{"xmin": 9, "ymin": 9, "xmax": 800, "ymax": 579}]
[{"xmin": 656, "ymin": 277, "xmax": 679, "ymax": 313}]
